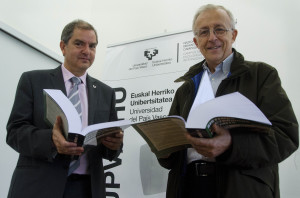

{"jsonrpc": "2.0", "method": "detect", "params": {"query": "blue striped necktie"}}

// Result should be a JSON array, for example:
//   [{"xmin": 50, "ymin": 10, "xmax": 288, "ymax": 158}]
[
  {"xmin": 68, "ymin": 76, "xmax": 82, "ymax": 175},
  {"xmin": 68, "ymin": 77, "xmax": 82, "ymax": 119}
]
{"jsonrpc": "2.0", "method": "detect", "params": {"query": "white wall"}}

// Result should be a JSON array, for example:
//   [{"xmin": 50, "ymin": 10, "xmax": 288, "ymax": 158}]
[
  {"xmin": 0, "ymin": 27, "xmax": 62, "ymax": 197},
  {"xmin": 0, "ymin": 0, "xmax": 299, "ymax": 197}
]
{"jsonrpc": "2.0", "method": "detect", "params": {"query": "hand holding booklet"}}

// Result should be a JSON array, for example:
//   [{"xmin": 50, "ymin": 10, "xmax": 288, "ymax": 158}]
[
  {"xmin": 43, "ymin": 89, "xmax": 130, "ymax": 147},
  {"xmin": 132, "ymin": 71, "xmax": 272, "ymax": 158}
]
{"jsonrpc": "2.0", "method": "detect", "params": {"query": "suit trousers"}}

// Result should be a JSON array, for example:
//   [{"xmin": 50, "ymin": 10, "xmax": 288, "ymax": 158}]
[{"xmin": 63, "ymin": 174, "xmax": 92, "ymax": 198}]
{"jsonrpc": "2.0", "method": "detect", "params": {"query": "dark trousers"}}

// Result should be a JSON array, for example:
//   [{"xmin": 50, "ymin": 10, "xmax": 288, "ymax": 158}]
[
  {"xmin": 182, "ymin": 160, "xmax": 217, "ymax": 198},
  {"xmin": 63, "ymin": 174, "xmax": 92, "ymax": 198}
]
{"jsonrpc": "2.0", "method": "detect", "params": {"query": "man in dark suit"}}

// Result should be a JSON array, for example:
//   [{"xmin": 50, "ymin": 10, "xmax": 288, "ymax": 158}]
[{"xmin": 6, "ymin": 19, "xmax": 124, "ymax": 198}]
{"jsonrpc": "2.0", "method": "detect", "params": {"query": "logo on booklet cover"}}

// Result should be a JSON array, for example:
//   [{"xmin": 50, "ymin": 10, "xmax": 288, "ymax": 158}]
[{"xmin": 144, "ymin": 48, "xmax": 158, "ymax": 60}]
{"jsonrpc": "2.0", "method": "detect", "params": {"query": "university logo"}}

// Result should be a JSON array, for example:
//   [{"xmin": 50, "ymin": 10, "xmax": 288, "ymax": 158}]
[{"xmin": 144, "ymin": 48, "xmax": 158, "ymax": 60}]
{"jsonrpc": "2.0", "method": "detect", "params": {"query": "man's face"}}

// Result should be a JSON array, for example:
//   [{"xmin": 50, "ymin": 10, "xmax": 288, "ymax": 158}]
[
  {"xmin": 60, "ymin": 28, "xmax": 97, "ymax": 76},
  {"xmin": 193, "ymin": 8, "xmax": 237, "ymax": 70}
]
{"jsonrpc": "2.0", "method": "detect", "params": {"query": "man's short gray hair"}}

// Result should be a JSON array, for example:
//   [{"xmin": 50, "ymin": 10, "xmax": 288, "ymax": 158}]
[{"xmin": 192, "ymin": 4, "xmax": 236, "ymax": 35}]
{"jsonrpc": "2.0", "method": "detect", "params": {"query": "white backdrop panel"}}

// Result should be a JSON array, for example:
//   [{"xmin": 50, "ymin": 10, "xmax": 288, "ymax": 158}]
[{"xmin": 102, "ymin": 31, "xmax": 203, "ymax": 197}]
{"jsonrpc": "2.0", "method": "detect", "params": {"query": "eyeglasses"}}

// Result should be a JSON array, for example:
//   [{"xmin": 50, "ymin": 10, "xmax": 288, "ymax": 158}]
[{"xmin": 195, "ymin": 28, "xmax": 232, "ymax": 38}]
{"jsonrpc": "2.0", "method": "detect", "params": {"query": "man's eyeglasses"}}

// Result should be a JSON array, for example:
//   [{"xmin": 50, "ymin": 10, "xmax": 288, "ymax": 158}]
[{"xmin": 195, "ymin": 28, "xmax": 232, "ymax": 38}]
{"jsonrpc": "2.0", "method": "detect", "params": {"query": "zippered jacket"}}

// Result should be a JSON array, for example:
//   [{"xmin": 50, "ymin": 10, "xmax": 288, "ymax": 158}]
[{"xmin": 158, "ymin": 49, "xmax": 299, "ymax": 198}]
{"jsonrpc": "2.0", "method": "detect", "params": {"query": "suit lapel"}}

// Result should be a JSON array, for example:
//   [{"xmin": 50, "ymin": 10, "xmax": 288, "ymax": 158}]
[
  {"xmin": 49, "ymin": 66, "xmax": 67, "ymax": 95},
  {"xmin": 50, "ymin": 67, "xmax": 98, "ymax": 124},
  {"xmin": 86, "ymin": 75, "xmax": 98, "ymax": 125}
]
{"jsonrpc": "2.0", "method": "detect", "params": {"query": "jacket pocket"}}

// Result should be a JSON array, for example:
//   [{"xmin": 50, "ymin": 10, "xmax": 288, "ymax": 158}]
[{"xmin": 240, "ymin": 166, "xmax": 276, "ymax": 192}]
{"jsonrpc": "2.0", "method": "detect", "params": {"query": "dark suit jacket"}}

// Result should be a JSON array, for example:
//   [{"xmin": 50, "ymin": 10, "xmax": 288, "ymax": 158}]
[{"xmin": 6, "ymin": 66, "xmax": 121, "ymax": 198}]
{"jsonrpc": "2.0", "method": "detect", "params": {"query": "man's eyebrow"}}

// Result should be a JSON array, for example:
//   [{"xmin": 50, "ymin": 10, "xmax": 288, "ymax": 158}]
[
  {"xmin": 198, "ymin": 26, "xmax": 209, "ymax": 29},
  {"xmin": 90, "ymin": 43, "xmax": 98, "ymax": 48},
  {"xmin": 199, "ymin": 24, "xmax": 226, "ymax": 29},
  {"xmin": 73, "ymin": 39, "xmax": 84, "ymax": 43},
  {"xmin": 73, "ymin": 39, "xmax": 97, "ymax": 44}
]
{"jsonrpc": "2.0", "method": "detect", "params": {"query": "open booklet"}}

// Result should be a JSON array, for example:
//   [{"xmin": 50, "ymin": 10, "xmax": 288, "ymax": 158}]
[
  {"xmin": 132, "ymin": 71, "xmax": 272, "ymax": 158},
  {"xmin": 43, "ymin": 89, "xmax": 130, "ymax": 147}
]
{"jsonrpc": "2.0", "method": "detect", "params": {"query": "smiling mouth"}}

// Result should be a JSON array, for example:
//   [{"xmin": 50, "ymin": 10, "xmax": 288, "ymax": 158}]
[
  {"xmin": 79, "ymin": 57, "xmax": 90, "ymax": 62},
  {"xmin": 207, "ymin": 46, "xmax": 220, "ymax": 50}
]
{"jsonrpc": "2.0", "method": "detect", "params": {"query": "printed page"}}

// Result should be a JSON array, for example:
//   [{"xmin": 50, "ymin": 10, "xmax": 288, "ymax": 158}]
[
  {"xmin": 44, "ymin": 89, "xmax": 82, "ymax": 135},
  {"xmin": 186, "ymin": 92, "xmax": 271, "ymax": 129},
  {"xmin": 132, "ymin": 117, "xmax": 190, "ymax": 157},
  {"xmin": 187, "ymin": 71, "xmax": 214, "ymax": 121},
  {"xmin": 83, "ymin": 120, "xmax": 131, "ymax": 145}
]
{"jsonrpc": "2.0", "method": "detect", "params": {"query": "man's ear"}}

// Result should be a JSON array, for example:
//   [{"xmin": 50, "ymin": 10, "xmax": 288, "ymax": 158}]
[
  {"xmin": 60, "ymin": 41, "xmax": 66, "ymax": 56},
  {"xmin": 193, "ymin": 37, "xmax": 199, "ymax": 48},
  {"xmin": 231, "ymin": 29, "xmax": 238, "ymax": 43}
]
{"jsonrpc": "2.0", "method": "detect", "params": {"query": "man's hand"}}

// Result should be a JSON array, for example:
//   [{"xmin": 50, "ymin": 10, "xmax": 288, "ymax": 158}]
[
  {"xmin": 100, "ymin": 128, "xmax": 124, "ymax": 150},
  {"xmin": 185, "ymin": 124, "xmax": 232, "ymax": 158},
  {"xmin": 52, "ymin": 116, "xmax": 84, "ymax": 156}
]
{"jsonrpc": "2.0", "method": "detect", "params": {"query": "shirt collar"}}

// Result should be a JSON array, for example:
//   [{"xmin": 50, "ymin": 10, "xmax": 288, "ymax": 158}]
[
  {"xmin": 202, "ymin": 52, "xmax": 234, "ymax": 75},
  {"xmin": 61, "ymin": 64, "xmax": 87, "ymax": 85}
]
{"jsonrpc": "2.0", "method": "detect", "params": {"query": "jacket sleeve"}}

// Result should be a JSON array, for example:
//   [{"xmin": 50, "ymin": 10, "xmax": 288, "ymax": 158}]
[
  {"xmin": 218, "ymin": 65, "xmax": 299, "ymax": 169},
  {"xmin": 6, "ymin": 72, "xmax": 55, "ymax": 162}
]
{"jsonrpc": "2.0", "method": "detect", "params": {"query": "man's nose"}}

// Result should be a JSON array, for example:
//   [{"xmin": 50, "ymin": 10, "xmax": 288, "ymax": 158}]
[
  {"xmin": 81, "ymin": 44, "xmax": 90, "ymax": 54},
  {"xmin": 208, "ymin": 29, "xmax": 218, "ymax": 40}
]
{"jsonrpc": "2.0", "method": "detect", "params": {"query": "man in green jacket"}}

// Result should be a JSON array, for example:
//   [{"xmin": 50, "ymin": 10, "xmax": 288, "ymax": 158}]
[{"xmin": 158, "ymin": 4, "xmax": 298, "ymax": 198}]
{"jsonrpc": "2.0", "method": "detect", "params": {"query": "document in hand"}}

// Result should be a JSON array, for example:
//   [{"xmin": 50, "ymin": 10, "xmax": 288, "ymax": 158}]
[
  {"xmin": 132, "ymin": 92, "xmax": 272, "ymax": 158},
  {"xmin": 43, "ymin": 89, "xmax": 130, "ymax": 147},
  {"xmin": 132, "ymin": 116, "xmax": 190, "ymax": 158},
  {"xmin": 186, "ymin": 91, "xmax": 272, "ymax": 136}
]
